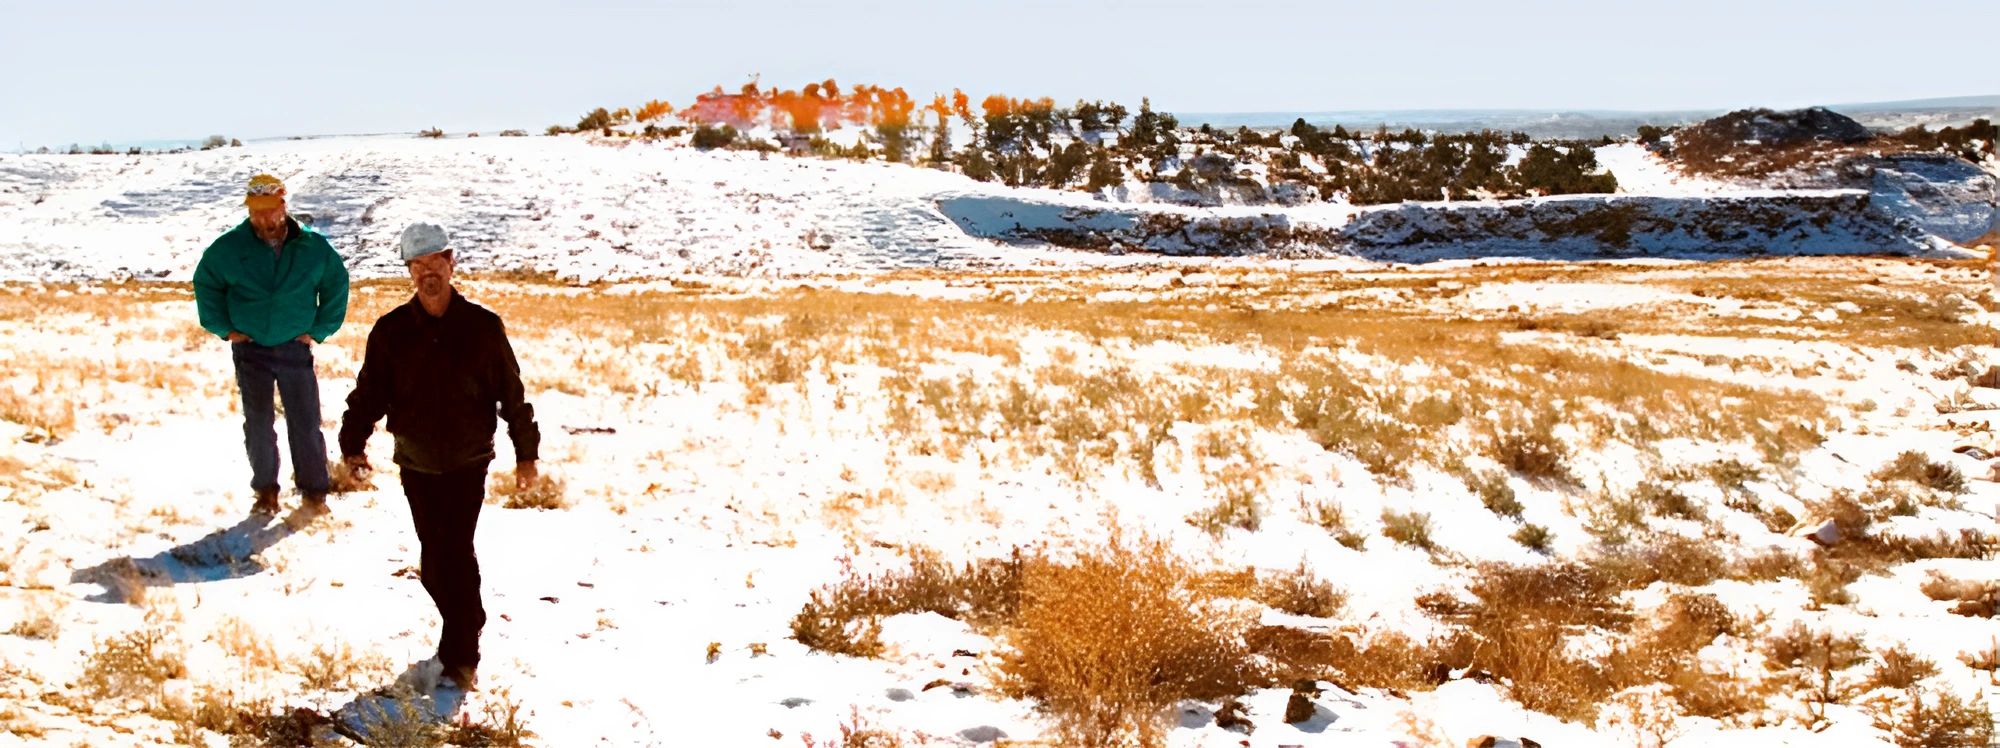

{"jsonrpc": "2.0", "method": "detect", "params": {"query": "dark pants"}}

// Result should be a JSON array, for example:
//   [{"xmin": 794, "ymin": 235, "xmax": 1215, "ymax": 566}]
[
  {"xmin": 402, "ymin": 460, "xmax": 490, "ymax": 672},
  {"xmin": 232, "ymin": 340, "xmax": 330, "ymax": 495}
]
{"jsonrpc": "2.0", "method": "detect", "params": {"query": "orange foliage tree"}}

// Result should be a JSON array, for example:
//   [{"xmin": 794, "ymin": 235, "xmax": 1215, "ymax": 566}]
[
  {"xmin": 634, "ymin": 99, "xmax": 674, "ymax": 123},
  {"xmin": 659, "ymin": 79, "xmax": 1060, "ymax": 161}
]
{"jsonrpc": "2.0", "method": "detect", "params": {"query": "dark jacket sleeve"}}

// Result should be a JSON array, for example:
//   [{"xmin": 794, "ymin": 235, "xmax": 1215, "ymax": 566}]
[
  {"xmin": 338, "ymin": 323, "xmax": 393, "ymax": 458},
  {"xmin": 491, "ymin": 319, "xmax": 540, "ymax": 463}
]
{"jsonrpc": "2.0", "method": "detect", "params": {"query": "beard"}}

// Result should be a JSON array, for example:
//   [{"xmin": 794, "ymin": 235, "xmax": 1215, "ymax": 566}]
[
  {"xmin": 417, "ymin": 275, "xmax": 449, "ymax": 296},
  {"xmin": 251, "ymin": 217, "xmax": 286, "ymax": 242}
]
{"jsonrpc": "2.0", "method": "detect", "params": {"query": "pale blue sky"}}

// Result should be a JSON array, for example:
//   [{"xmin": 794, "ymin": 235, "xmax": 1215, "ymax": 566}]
[{"xmin": 2, "ymin": 0, "xmax": 1992, "ymax": 148}]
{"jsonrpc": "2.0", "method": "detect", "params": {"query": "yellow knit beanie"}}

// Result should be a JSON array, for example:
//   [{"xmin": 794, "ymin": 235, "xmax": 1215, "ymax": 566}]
[{"xmin": 244, "ymin": 174, "xmax": 287, "ymax": 210}]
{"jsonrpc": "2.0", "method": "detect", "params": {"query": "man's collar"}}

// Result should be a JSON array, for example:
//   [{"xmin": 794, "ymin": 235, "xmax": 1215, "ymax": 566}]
[
  {"xmin": 410, "ymin": 288, "xmax": 464, "ymax": 319},
  {"xmin": 239, "ymin": 216, "xmax": 303, "ymax": 244}
]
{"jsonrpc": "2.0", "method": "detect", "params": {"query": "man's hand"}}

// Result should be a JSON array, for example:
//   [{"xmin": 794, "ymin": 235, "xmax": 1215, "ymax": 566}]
[
  {"xmin": 343, "ymin": 454, "xmax": 371, "ymax": 475},
  {"xmin": 294, "ymin": 334, "xmax": 314, "ymax": 345},
  {"xmin": 226, "ymin": 331, "xmax": 252, "ymax": 343},
  {"xmin": 516, "ymin": 460, "xmax": 538, "ymax": 491}
]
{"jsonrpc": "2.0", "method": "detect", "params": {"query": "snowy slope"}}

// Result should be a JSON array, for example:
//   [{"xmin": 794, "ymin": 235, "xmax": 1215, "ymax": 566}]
[
  {"xmin": 1, "ymin": 136, "xmax": 1987, "ymax": 287},
  {"xmin": 0, "ymin": 136, "xmax": 1082, "ymax": 283}
]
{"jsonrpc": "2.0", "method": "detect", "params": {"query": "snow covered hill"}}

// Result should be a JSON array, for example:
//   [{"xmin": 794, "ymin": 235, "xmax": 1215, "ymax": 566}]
[
  {"xmin": 0, "ymin": 136, "xmax": 1064, "ymax": 284},
  {"xmin": 0, "ymin": 135, "xmax": 1988, "ymax": 287}
]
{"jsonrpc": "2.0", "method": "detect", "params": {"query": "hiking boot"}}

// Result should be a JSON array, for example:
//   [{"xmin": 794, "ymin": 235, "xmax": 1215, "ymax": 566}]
[
  {"xmin": 301, "ymin": 491, "xmax": 329, "ymax": 515},
  {"xmin": 250, "ymin": 486, "xmax": 281, "ymax": 515},
  {"xmin": 440, "ymin": 663, "xmax": 478, "ymax": 692}
]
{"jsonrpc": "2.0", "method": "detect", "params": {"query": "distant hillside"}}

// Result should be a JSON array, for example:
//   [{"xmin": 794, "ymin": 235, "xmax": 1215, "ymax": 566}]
[
  {"xmin": 1176, "ymin": 94, "xmax": 2000, "ymax": 139},
  {"xmin": 1174, "ymin": 109, "xmax": 1722, "ymax": 140}
]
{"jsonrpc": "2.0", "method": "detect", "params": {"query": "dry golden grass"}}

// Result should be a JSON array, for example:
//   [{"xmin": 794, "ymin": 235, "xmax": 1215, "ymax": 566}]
[
  {"xmin": 3, "ymin": 261, "xmax": 1917, "ymax": 503},
  {"xmin": 79, "ymin": 627, "xmax": 187, "ymax": 708},
  {"xmin": 1873, "ymin": 451, "xmax": 1970, "ymax": 495},
  {"xmin": 1298, "ymin": 496, "xmax": 1368, "ymax": 550},
  {"xmin": 1252, "ymin": 562, "xmax": 1348, "ymax": 619},
  {"xmin": 209, "ymin": 615, "xmax": 280, "ymax": 672},
  {"xmin": 1961, "ymin": 639, "xmax": 2000, "ymax": 686},
  {"xmin": 0, "ymin": 259, "xmax": 1989, "ymax": 739},
  {"xmin": 790, "ymin": 548, "xmax": 1025, "ymax": 658},
  {"xmin": 794, "ymin": 538, "xmax": 1286, "ymax": 745},
  {"xmin": 1760, "ymin": 621, "xmax": 1870, "ymax": 727},
  {"xmin": 0, "ymin": 387, "xmax": 75, "ymax": 439},
  {"xmin": 285, "ymin": 639, "xmax": 391, "ymax": 692},
  {"xmin": 994, "ymin": 532, "xmax": 1257, "ymax": 748},
  {"xmin": 5, "ymin": 594, "xmax": 64, "ymax": 640},
  {"xmin": 487, "ymin": 470, "xmax": 569, "ymax": 510},
  {"xmin": 1188, "ymin": 463, "xmax": 1266, "ymax": 537},
  {"xmin": 1379, "ymin": 509, "xmax": 1436, "ymax": 551},
  {"xmin": 1919, "ymin": 572, "xmax": 1998, "ymax": 619},
  {"xmin": 454, "ymin": 265, "xmax": 1845, "ymax": 483},
  {"xmin": 1871, "ymin": 688, "xmax": 1995, "ymax": 748},
  {"xmin": 1463, "ymin": 468, "xmax": 1523, "ymax": 519},
  {"xmin": 1417, "ymin": 561, "xmax": 1632, "ymax": 722}
]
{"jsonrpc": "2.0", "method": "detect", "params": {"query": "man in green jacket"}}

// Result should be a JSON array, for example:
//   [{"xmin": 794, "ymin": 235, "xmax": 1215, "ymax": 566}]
[{"xmin": 193, "ymin": 174, "xmax": 350, "ymax": 516}]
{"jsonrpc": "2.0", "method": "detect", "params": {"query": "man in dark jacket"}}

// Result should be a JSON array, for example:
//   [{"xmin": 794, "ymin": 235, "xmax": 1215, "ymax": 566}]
[
  {"xmin": 193, "ymin": 174, "xmax": 350, "ymax": 515},
  {"xmin": 338, "ymin": 221, "xmax": 539, "ymax": 692}
]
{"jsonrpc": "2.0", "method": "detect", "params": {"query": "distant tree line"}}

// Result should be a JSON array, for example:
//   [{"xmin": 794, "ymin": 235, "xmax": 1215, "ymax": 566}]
[{"xmin": 545, "ymin": 81, "xmax": 1634, "ymax": 206}]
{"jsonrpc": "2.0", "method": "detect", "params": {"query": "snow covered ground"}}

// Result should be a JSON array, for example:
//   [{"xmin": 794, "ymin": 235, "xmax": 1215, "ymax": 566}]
[
  {"xmin": 1, "ymin": 135, "xmax": 1997, "ymax": 747},
  {"xmin": 0, "ymin": 254, "xmax": 1996, "ymax": 747}
]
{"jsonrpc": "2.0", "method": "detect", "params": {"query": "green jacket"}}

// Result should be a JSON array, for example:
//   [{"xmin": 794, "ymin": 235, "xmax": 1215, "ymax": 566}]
[{"xmin": 193, "ymin": 218, "xmax": 350, "ymax": 346}]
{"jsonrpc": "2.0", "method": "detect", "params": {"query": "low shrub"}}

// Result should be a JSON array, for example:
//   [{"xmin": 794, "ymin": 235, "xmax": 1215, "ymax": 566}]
[
  {"xmin": 575, "ymin": 107, "xmax": 614, "ymax": 132},
  {"xmin": 286, "ymin": 640, "xmax": 391, "ymax": 691},
  {"xmin": 995, "ymin": 532, "xmax": 1258, "ymax": 747},
  {"xmin": 1254, "ymin": 562, "xmax": 1347, "ymax": 618},
  {"xmin": 1380, "ymin": 509, "xmax": 1435, "ymax": 551},
  {"xmin": 790, "ymin": 548, "xmax": 1025, "ymax": 657},
  {"xmin": 1588, "ymin": 536, "xmax": 1729, "ymax": 588},
  {"xmin": 1301, "ymin": 497, "xmax": 1367, "ymax": 550},
  {"xmin": 1634, "ymin": 480, "xmax": 1706, "ymax": 522},
  {"xmin": 1465, "ymin": 469, "xmax": 1522, "ymax": 519},
  {"xmin": 1760, "ymin": 621, "xmax": 1868, "ymax": 726},
  {"xmin": 1731, "ymin": 546, "xmax": 1806, "ymax": 581},
  {"xmin": 1247, "ymin": 626, "xmax": 1461, "ymax": 693},
  {"xmin": 1419, "ymin": 561, "xmax": 1631, "ymax": 722},
  {"xmin": 691, "ymin": 124, "xmax": 739, "ymax": 150},
  {"xmin": 1865, "ymin": 644, "xmax": 1939, "ymax": 692},
  {"xmin": 80, "ymin": 628, "xmax": 187, "ymax": 707},
  {"xmin": 1873, "ymin": 451, "xmax": 1968, "ymax": 495},
  {"xmin": 1490, "ymin": 428, "xmax": 1574, "ymax": 486},
  {"xmin": 1188, "ymin": 467, "xmax": 1263, "ymax": 537},
  {"xmin": 1919, "ymin": 572, "xmax": 1997, "ymax": 618},
  {"xmin": 6, "ymin": 595, "xmax": 62, "ymax": 639},
  {"xmin": 1513, "ymin": 524, "xmax": 1554, "ymax": 554},
  {"xmin": 1872, "ymin": 688, "xmax": 1994, "ymax": 748}
]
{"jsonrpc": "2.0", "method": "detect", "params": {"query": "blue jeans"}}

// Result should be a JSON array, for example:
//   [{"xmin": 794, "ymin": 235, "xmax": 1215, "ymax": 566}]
[{"xmin": 232, "ymin": 340, "xmax": 330, "ymax": 495}]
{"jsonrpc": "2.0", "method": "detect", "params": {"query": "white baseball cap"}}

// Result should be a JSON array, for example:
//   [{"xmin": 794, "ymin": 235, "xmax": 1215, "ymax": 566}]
[{"xmin": 399, "ymin": 222, "xmax": 450, "ymax": 261}]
